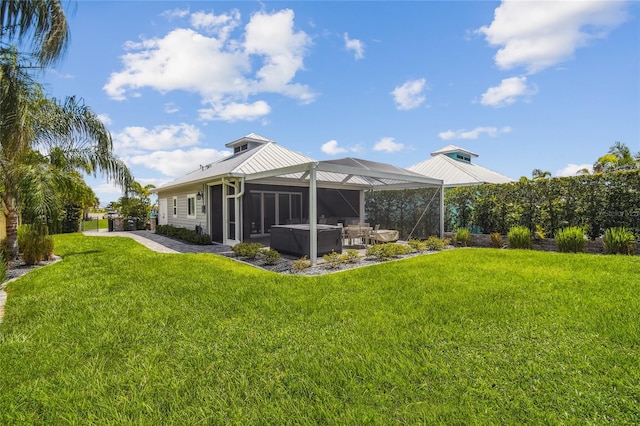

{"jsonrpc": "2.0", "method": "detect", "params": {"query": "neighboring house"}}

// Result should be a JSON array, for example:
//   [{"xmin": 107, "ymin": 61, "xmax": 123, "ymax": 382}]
[
  {"xmin": 407, "ymin": 145, "xmax": 513, "ymax": 187},
  {"xmin": 152, "ymin": 133, "xmax": 443, "ymax": 264}
]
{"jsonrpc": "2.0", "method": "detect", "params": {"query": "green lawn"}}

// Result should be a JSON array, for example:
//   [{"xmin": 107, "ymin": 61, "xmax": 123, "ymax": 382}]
[
  {"xmin": 1, "ymin": 234, "xmax": 638, "ymax": 424},
  {"xmin": 81, "ymin": 218, "xmax": 108, "ymax": 231}
]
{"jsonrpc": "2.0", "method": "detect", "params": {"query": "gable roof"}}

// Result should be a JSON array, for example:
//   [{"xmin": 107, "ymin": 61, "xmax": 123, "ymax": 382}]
[
  {"xmin": 156, "ymin": 135, "xmax": 314, "ymax": 191},
  {"xmin": 407, "ymin": 147, "xmax": 513, "ymax": 187}
]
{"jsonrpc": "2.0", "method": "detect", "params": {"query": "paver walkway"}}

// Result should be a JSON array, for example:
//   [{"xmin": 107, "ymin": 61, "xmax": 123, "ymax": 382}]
[{"xmin": 82, "ymin": 229, "xmax": 233, "ymax": 255}]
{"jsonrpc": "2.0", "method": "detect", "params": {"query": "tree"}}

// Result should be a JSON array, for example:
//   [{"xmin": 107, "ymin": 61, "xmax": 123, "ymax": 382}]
[
  {"xmin": 593, "ymin": 142, "xmax": 639, "ymax": 173},
  {"xmin": 0, "ymin": 56, "xmax": 131, "ymax": 258},
  {"xmin": 1, "ymin": 0, "xmax": 70, "ymax": 66},
  {"xmin": 119, "ymin": 181, "xmax": 155, "ymax": 229},
  {"xmin": 1, "ymin": 2, "xmax": 131, "ymax": 258},
  {"xmin": 531, "ymin": 169, "xmax": 552, "ymax": 180}
]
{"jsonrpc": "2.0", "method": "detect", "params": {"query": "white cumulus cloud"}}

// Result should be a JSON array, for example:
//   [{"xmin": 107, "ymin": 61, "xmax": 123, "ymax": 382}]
[
  {"xmin": 113, "ymin": 123, "xmax": 203, "ymax": 157},
  {"xmin": 344, "ymin": 33, "xmax": 364, "ymax": 60},
  {"xmin": 97, "ymin": 113, "xmax": 112, "ymax": 126},
  {"xmin": 374, "ymin": 137, "xmax": 404, "ymax": 153},
  {"xmin": 129, "ymin": 148, "xmax": 231, "ymax": 177},
  {"xmin": 480, "ymin": 76, "xmax": 535, "ymax": 108},
  {"xmin": 439, "ymin": 126, "xmax": 512, "ymax": 140},
  {"xmin": 477, "ymin": 1, "xmax": 629, "ymax": 73},
  {"xmin": 199, "ymin": 100, "xmax": 271, "ymax": 122},
  {"xmin": 391, "ymin": 78, "xmax": 428, "ymax": 110},
  {"xmin": 321, "ymin": 140, "xmax": 348, "ymax": 156},
  {"xmin": 556, "ymin": 163, "xmax": 592, "ymax": 177},
  {"xmin": 104, "ymin": 8, "xmax": 314, "ymax": 122}
]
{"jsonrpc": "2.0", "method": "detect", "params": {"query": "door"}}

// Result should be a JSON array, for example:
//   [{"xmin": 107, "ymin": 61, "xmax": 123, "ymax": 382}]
[{"xmin": 158, "ymin": 198, "xmax": 168, "ymax": 225}]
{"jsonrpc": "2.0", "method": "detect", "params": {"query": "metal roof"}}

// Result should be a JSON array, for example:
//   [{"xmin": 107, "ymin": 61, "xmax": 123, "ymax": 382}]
[
  {"xmin": 155, "ymin": 136, "xmax": 444, "ymax": 193},
  {"xmin": 430, "ymin": 144, "xmax": 479, "ymax": 158},
  {"xmin": 407, "ymin": 153, "xmax": 513, "ymax": 187},
  {"xmin": 155, "ymin": 139, "xmax": 314, "ymax": 191}
]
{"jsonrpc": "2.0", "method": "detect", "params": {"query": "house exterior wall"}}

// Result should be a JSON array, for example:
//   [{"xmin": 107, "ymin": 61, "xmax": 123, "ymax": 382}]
[{"xmin": 157, "ymin": 184, "xmax": 208, "ymax": 235}]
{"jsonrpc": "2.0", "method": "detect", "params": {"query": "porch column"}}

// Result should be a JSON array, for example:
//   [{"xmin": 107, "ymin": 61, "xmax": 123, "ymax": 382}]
[
  {"xmin": 309, "ymin": 163, "xmax": 318, "ymax": 266},
  {"xmin": 359, "ymin": 190, "xmax": 365, "ymax": 224},
  {"xmin": 440, "ymin": 184, "xmax": 445, "ymax": 237},
  {"xmin": 222, "ymin": 178, "xmax": 228, "ymax": 243}
]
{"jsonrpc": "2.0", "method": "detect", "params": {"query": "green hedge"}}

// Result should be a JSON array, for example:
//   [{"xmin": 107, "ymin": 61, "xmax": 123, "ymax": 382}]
[
  {"xmin": 445, "ymin": 170, "xmax": 640, "ymax": 240},
  {"xmin": 155, "ymin": 225, "xmax": 212, "ymax": 245}
]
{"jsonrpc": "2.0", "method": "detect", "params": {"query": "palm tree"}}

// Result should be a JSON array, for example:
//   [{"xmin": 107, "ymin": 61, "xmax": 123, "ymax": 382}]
[
  {"xmin": 1, "ymin": 0, "xmax": 69, "ymax": 66},
  {"xmin": 1, "ymin": 55, "xmax": 131, "ymax": 258},
  {"xmin": 593, "ymin": 142, "xmax": 639, "ymax": 173},
  {"xmin": 531, "ymin": 169, "xmax": 552, "ymax": 180}
]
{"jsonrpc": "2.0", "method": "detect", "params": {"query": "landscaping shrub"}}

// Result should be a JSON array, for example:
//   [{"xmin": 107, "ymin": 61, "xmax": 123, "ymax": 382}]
[
  {"xmin": 408, "ymin": 239, "xmax": 427, "ymax": 253},
  {"xmin": 19, "ymin": 224, "xmax": 54, "ymax": 265},
  {"xmin": 366, "ymin": 243, "xmax": 411, "ymax": 261},
  {"xmin": 603, "ymin": 227, "xmax": 636, "ymax": 255},
  {"xmin": 454, "ymin": 228, "xmax": 471, "ymax": 247},
  {"xmin": 342, "ymin": 249, "xmax": 361, "ymax": 264},
  {"xmin": 290, "ymin": 256, "xmax": 311, "ymax": 272},
  {"xmin": 556, "ymin": 227, "xmax": 587, "ymax": 253},
  {"xmin": 490, "ymin": 232, "xmax": 503, "ymax": 248},
  {"xmin": 425, "ymin": 236, "xmax": 447, "ymax": 251},
  {"xmin": 261, "ymin": 248, "xmax": 281, "ymax": 265},
  {"xmin": 322, "ymin": 251, "xmax": 343, "ymax": 269},
  {"xmin": 155, "ymin": 224, "xmax": 212, "ymax": 245},
  {"xmin": 231, "ymin": 242, "xmax": 263, "ymax": 259},
  {"xmin": 508, "ymin": 226, "xmax": 531, "ymax": 249}
]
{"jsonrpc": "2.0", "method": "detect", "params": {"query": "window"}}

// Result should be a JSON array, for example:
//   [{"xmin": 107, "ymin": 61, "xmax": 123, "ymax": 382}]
[
  {"xmin": 172, "ymin": 196, "xmax": 177, "ymax": 217},
  {"xmin": 233, "ymin": 143, "xmax": 248, "ymax": 154},
  {"xmin": 187, "ymin": 194, "xmax": 196, "ymax": 219}
]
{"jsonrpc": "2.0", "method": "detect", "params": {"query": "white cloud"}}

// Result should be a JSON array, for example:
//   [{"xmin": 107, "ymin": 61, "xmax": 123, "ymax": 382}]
[
  {"xmin": 373, "ymin": 137, "xmax": 404, "ymax": 153},
  {"xmin": 344, "ymin": 33, "xmax": 364, "ymax": 60},
  {"xmin": 97, "ymin": 113, "xmax": 112, "ymax": 126},
  {"xmin": 439, "ymin": 126, "xmax": 512, "ymax": 140},
  {"xmin": 104, "ymin": 8, "xmax": 314, "ymax": 121},
  {"xmin": 480, "ymin": 76, "xmax": 535, "ymax": 108},
  {"xmin": 391, "ymin": 78, "xmax": 427, "ymax": 110},
  {"xmin": 128, "ymin": 148, "xmax": 231, "ymax": 177},
  {"xmin": 113, "ymin": 123, "xmax": 202, "ymax": 156},
  {"xmin": 556, "ymin": 163, "xmax": 592, "ymax": 177},
  {"xmin": 190, "ymin": 9, "xmax": 240, "ymax": 41},
  {"xmin": 477, "ymin": 1, "xmax": 629, "ymax": 73},
  {"xmin": 92, "ymin": 181, "xmax": 124, "ymax": 196},
  {"xmin": 164, "ymin": 102, "xmax": 179, "ymax": 114},
  {"xmin": 161, "ymin": 7, "xmax": 190, "ymax": 20},
  {"xmin": 321, "ymin": 140, "xmax": 348, "ymax": 156},
  {"xmin": 198, "ymin": 100, "xmax": 271, "ymax": 122}
]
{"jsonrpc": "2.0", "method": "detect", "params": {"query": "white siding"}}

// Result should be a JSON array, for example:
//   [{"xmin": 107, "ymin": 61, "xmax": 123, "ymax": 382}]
[{"xmin": 157, "ymin": 184, "xmax": 209, "ymax": 235}]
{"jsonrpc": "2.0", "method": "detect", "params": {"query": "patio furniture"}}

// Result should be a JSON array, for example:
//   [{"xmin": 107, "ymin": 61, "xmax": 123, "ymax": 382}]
[
  {"xmin": 345, "ymin": 224, "xmax": 372, "ymax": 247},
  {"xmin": 369, "ymin": 224, "xmax": 399, "ymax": 244}
]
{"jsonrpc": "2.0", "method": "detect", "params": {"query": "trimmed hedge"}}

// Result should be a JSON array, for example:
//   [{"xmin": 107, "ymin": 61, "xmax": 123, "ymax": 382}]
[
  {"xmin": 155, "ymin": 225, "xmax": 212, "ymax": 245},
  {"xmin": 445, "ymin": 170, "xmax": 640, "ymax": 240}
]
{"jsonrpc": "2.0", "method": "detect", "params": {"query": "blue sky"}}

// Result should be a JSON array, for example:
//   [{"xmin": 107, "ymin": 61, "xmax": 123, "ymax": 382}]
[{"xmin": 42, "ymin": 1, "xmax": 639, "ymax": 205}]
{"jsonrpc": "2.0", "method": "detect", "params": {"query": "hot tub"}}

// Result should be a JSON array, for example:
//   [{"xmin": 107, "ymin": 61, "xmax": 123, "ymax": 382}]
[{"xmin": 270, "ymin": 224, "xmax": 343, "ymax": 257}]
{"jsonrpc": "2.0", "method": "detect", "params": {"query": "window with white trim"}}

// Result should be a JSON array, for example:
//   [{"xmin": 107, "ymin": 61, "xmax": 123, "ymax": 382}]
[
  {"xmin": 172, "ymin": 196, "xmax": 178, "ymax": 217},
  {"xmin": 187, "ymin": 194, "xmax": 196, "ymax": 219}
]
